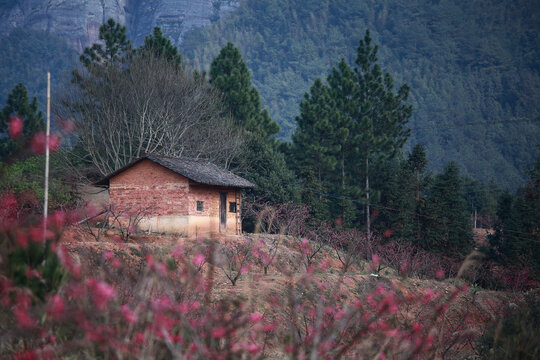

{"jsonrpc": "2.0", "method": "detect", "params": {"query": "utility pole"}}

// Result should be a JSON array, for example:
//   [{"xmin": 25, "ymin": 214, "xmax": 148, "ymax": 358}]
[{"xmin": 43, "ymin": 72, "xmax": 50, "ymax": 238}]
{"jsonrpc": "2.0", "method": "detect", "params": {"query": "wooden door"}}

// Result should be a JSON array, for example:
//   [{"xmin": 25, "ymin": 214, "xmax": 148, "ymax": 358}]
[{"xmin": 219, "ymin": 192, "xmax": 227, "ymax": 233}]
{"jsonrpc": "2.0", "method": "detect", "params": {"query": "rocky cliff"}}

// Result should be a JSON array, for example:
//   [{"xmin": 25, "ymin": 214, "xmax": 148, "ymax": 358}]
[{"xmin": 0, "ymin": 0, "xmax": 239, "ymax": 52}]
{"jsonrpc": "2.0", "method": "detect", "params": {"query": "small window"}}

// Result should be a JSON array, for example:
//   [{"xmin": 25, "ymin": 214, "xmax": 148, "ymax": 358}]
[
  {"xmin": 229, "ymin": 202, "xmax": 237, "ymax": 213},
  {"xmin": 196, "ymin": 201, "xmax": 204, "ymax": 212}
]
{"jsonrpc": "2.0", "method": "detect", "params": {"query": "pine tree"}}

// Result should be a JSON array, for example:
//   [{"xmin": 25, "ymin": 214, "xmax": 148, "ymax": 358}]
[
  {"xmin": 291, "ymin": 30, "xmax": 412, "ymax": 229},
  {"xmin": 138, "ymin": 27, "xmax": 182, "ymax": 68},
  {"xmin": 326, "ymin": 59, "xmax": 360, "ymax": 227},
  {"xmin": 210, "ymin": 42, "xmax": 278, "ymax": 137},
  {"xmin": 292, "ymin": 78, "xmax": 338, "ymax": 221},
  {"xmin": 423, "ymin": 162, "xmax": 473, "ymax": 257},
  {"xmin": 0, "ymin": 83, "xmax": 44, "ymax": 161},
  {"xmin": 209, "ymin": 43, "xmax": 298, "ymax": 204},
  {"xmin": 352, "ymin": 30, "xmax": 412, "ymax": 238},
  {"xmin": 491, "ymin": 149, "xmax": 540, "ymax": 275},
  {"xmin": 407, "ymin": 144, "xmax": 430, "ymax": 240},
  {"xmin": 80, "ymin": 18, "xmax": 133, "ymax": 68}
]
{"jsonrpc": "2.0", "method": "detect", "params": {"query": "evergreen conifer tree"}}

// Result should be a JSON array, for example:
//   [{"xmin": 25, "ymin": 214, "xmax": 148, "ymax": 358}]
[
  {"xmin": 352, "ymin": 30, "xmax": 412, "ymax": 237},
  {"xmin": 0, "ymin": 83, "xmax": 44, "ymax": 161},
  {"xmin": 490, "ymin": 149, "xmax": 540, "ymax": 275},
  {"xmin": 291, "ymin": 30, "xmax": 412, "ymax": 230},
  {"xmin": 210, "ymin": 43, "xmax": 298, "ymax": 204},
  {"xmin": 79, "ymin": 18, "xmax": 133, "ymax": 68},
  {"xmin": 292, "ymin": 78, "xmax": 338, "ymax": 221},
  {"xmin": 423, "ymin": 162, "xmax": 473, "ymax": 256},
  {"xmin": 138, "ymin": 27, "xmax": 182, "ymax": 68}
]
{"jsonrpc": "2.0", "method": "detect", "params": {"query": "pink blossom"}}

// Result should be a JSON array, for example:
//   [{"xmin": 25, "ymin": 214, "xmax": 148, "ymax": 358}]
[
  {"xmin": 412, "ymin": 323, "xmax": 423, "ymax": 333},
  {"xmin": 246, "ymin": 343, "xmax": 260, "ymax": 354},
  {"xmin": 25, "ymin": 267, "xmax": 41, "ymax": 279},
  {"xmin": 104, "ymin": 251, "xmax": 114, "ymax": 260},
  {"xmin": 47, "ymin": 295, "xmax": 65, "ymax": 319},
  {"xmin": 89, "ymin": 279, "xmax": 116, "ymax": 309},
  {"xmin": 30, "ymin": 132, "xmax": 60, "ymax": 154},
  {"xmin": 49, "ymin": 210, "xmax": 66, "ymax": 229},
  {"xmin": 14, "ymin": 305, "xmax": 35, "ymax": 328},
  {"xmin": 59, "ymin": 118, "xmax": 74, "ymax": 133},
  {"xmin": 335, "ymin": 310, "xmax": 346, "ymax": 320},
  {"xmin": 435, "ymin": 269, "xmax": 445, "ymax": 279},
  {"xmin": 171, "ymin": 245, "xmax": 184, "ymax": 259},
  {"xmin": 372, "ymin": 254, "xmax": 380, "ymax": 267},
  {"xmin": 111, "ymin": 258, "xmax": 122, "ymax": 269},
  {"xmin": 8, "ymin": 115, "xmax": 23, "ymax": 138},
  {"xmin": 121, "ymin": 304, "xmax": 137, "ymax": 324},
  {"xmin": 13, "ymin": 350, "xmax": 37, "ymax": 360},
  {"xmin": 193, "ymin": 253, "xmax": 205, "ymax": 267},
  {"xmin": 423, "ymin": 288, "xmax": 436, "ymax": 303},
  {"xmin": 134, "ymin": 331, "xmax": 146, "ymax": 345},
  {"xmin": 212, "ymin": 327, "xmax": 227, "ymax": 339},
  {"xmin": 249, "ymin": 312, "xmax": 263, "ymax": 323},
  {"xmin": 16, "ymin": 233, "xmax": 28, "ymax": 248}
]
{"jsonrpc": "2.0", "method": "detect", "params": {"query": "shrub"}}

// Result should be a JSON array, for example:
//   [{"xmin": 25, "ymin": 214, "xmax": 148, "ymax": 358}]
[{"xmin": 478, "ymin": 294, "xmax": 540, "ymax": 359}]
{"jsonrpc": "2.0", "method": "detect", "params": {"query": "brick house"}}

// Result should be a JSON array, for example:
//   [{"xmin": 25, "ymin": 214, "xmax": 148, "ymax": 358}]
[{"xmin": 95, "ymin": 154, "xmax": 255, "ymax": 236}]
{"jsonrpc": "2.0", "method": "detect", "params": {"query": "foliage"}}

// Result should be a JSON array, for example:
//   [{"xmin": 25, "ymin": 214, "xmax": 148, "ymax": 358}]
[
  {"xmin": 181, "ymin": 0, "xmax": 540, "ymax": 188},
  {"xmin": 209, "ymin": 43, "xmax": 299, "ymax": 204},
  {"xmin": 489, "ymin": 149, "xmax": 540, "ymax": 276},
  {"xmin": 291, "ymin": 30, "xmax": 412, "ymax": 232},
  {"xmin": 0, "ymin": 210, "xmax": 66, "ymax": 301},
  {"xmin": 0, "ymin": 154, "xmax": 77, "ymax": 211},
  {"xmin": 139, "ymin": 27, "xmax": 183, "ymax": 69},
  {"xmin": 421, "ymin": 162, "xmax": 473, "ymax": 257},
  {"xmin": 478, "ymin": 294, "xmax": 540, "ymax": 359},
  {"xmin": 0, "ymin": 28, "xmax": 75, "ymax": 111},
  {"xmin": 210, "ymin": 42, "xmax": 278, "ymax": 136},
  {"xmin": 0, "ymin": 83, "xmax": 44, "ymax": 161},
  {"xmin": 79, "ymin": 18, "xmax": 133, "ymax": 68}
]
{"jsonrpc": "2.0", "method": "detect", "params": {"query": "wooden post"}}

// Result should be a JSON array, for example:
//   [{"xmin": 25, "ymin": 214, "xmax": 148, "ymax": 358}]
[{"xmin": 43, "ymin": 72, "xmax": 50, "ymax": 238}]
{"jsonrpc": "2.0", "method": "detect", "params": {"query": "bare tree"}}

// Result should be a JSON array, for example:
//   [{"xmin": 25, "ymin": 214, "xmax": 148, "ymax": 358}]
[
  {"xmin": 55, "ymin": 54, "xmax": 243, "ymax": 176},
  {"xmin": 217, "ymin": 239, "xmax": 253, "ymax": 286}
]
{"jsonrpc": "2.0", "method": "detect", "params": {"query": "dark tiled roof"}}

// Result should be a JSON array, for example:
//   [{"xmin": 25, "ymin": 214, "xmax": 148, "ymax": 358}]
[{"xmin": 95, "ymin": 154, "xmax": 255, "ymax": 188}]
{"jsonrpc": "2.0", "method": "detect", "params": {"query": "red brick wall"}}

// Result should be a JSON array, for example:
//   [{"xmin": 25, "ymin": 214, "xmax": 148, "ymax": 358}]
[{"xmin": 109, "ymin": 159, "xmax": 189, "ymax": 216}]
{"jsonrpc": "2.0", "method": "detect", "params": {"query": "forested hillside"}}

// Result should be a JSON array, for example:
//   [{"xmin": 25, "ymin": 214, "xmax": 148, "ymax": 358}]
[
  {"xmin": 0, "ymin": 28, "xmax": 76, "ymax": 109},
  {"xmin": 181, "ymin": 0, "xmax": 540, "ymax": 189}
]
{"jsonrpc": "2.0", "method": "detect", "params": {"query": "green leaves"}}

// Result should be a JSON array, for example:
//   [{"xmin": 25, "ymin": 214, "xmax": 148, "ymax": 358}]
[
  {"xmin": 0, "ymin": 83, "xmax": 44, "ymax": 161},
  {"xmin": 139, "ymin": 27, "xmax": 183, "ymax": 69},
  {"xmin": 291, "ymin": 29, "xmax": 412, "ymax": 228},
  {"xmin": 210, "ymin": 43, "xmax": 299, "ymax": 204},
  {"xmin": 80, "ymin": 18, "xmax": 133, "ymax": 68}
]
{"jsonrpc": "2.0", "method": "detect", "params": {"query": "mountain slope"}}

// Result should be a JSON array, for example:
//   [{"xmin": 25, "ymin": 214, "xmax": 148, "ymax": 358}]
[{"xmin": 180, "ymin": 0, "xmax": 540, "ymax": 189}]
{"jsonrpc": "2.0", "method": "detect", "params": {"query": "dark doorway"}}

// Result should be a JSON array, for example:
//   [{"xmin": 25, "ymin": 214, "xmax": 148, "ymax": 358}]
[{"xmin": 219, "ymin": 192, "xmax": 227, "ymax": 233}]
